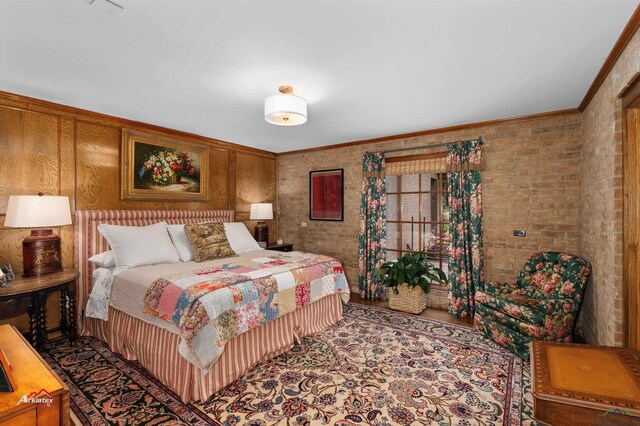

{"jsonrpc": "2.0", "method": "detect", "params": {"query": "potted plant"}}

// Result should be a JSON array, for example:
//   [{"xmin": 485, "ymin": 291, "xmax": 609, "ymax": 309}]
[{"xmin": 374, "ymin": 251, "xmax": 447, "ymax": 314}]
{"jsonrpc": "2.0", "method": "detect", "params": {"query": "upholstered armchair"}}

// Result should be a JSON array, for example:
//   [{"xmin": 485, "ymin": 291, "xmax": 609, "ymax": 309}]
[{"xmin": 474, "ymin": 252, "xmax": 591, "ymax": 360}]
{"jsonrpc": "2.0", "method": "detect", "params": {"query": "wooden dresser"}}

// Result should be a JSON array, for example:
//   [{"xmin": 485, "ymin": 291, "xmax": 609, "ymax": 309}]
[
  {"xmin": 532, "ymin": 341, "xmax": 640, "ymax": 425},
  {"xmin": 0, "ymin": 325, "xmax": 69, "ymax": 425}
]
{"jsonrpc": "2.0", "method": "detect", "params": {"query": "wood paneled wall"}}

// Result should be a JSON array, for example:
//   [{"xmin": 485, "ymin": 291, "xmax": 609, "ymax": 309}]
[{"xmin": 0, "ymin": 91, "xmax": 277, "ymax": 332}]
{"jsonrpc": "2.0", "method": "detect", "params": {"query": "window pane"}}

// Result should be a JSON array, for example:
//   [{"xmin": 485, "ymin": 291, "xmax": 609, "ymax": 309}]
[
  {"xmin": 386, "ymin": 250, "xmax": 399, "ymax": 262},
  {"xmin": 420, "ymin": 173, "xmax": 438, "ymax": 192},
  {"xmin": 401, "ymin": 174, "xmax": 419, "ymax": 192},
  {"xmin": 387, "ymin": 194, "xmax": 398, "ymax": 221},
  {"xmin": 428, "ymin": 259, "xmax": 449, "ymax": 284},
  {"xmin": 441, "ymin": 199, "xmax": 450, "ymax": 226},
  {"xmin": 386, "ymin": 175, "xmax": 398, "ymax": 193},
  {"xmin": 441, "ymin": 223, "xmax": 451, "ymax": 256},
  {"xmin": 386, "ymin": 222, "xmax": 401, "ymax": 250},
  {"xmin": 421, "ymin": 191, "xmax": 439, "ymax": 222},
  {"xmin": 401, "ymin": 194, "xmax": 419, "ymax": 221},
  {"xmin": 422, "ymin": 223, "xmax": 439, "ymax": 256},
  {"xmin": 402, "ymin": 223, "xmax": 419, "ymax": 252}
]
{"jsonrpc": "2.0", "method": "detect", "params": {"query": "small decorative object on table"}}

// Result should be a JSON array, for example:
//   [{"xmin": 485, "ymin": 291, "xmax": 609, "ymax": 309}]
[
  {"xmin": 0, "ymin": 266, "xmax": 10, "ymax": 288},
  {"xmin": 0, "ymin": 265, "xmax": 15, "ymax": 283},
  {"xmin": 374, "ymin": 251, "xmax": 447, "ymax": 314}
]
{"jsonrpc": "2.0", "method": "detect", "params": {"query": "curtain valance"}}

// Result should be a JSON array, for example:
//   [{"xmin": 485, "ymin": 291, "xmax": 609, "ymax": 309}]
[{"xmin": 385, "ymin": 154, "xmax": 447, "ymax": 175}]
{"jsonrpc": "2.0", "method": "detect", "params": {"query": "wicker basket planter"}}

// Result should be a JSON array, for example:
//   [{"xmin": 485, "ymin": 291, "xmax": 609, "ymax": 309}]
[{"xmin": 387, "ymin": 284, "xmax": 427, "ymax": 314}]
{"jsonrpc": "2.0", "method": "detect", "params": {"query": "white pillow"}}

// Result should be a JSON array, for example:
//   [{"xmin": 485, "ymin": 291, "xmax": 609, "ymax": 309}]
[
  {"xmin": 88, "ymin": 250, "xmax": 116, "ymax": 268},
  {"xmin": 224, "ymin": 222, "xmax": 263, "ymax": 253},
  {"xmin": 97, "ymin": 221, "xmax": 180, "ymax": 273},
  {"xmin": 167, "ymin": 224, "xmax": 194, "ymax": 262}
]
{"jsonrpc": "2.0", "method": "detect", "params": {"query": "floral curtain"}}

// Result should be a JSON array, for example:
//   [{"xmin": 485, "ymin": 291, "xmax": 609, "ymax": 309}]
[
  {"xmin": 358, "ymin": 151, "xmax": 387, "ymax": 300},
  {"xmin": 447, "ymin": 138, "xmax": 484, "ymax": 318}
]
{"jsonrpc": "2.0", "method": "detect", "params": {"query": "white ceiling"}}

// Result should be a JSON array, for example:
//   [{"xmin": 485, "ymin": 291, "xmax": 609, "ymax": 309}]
[{"xmin": 0, "ymin": 0, "xmax": 638, "ymax": 153}]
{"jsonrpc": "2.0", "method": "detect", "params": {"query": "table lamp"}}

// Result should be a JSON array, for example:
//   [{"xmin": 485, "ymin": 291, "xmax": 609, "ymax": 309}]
[
  {"xmin": 250, "ymin": 203, "xmax": 273, "ymax": 244},
  {"xmin": 4, "ymin": 194, "xmax": 72, "ymax": 277}
]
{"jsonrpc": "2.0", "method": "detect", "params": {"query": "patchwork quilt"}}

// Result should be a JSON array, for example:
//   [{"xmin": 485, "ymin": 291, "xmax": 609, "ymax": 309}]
[{"xmin": 143, "ymin": 251, "xmax": 349, "ymax": 369}]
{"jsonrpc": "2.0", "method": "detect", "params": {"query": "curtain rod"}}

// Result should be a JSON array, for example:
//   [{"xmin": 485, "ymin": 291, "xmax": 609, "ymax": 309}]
[{"xmin": 382, "ymin": 137, "xmax": 481, "ymax": 154}]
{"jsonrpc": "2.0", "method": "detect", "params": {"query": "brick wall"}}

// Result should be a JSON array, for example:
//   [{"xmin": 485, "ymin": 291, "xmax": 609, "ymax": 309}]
[
  {"xmin": 579, "ymin": 27, "xmax": 640, "ymax": 346},
  {"xmin": 278, "ymin": 113, "xmax": 582, "ymax": 309}
]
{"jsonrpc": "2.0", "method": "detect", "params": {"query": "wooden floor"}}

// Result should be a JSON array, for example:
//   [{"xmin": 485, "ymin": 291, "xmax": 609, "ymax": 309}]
[{"xmin": 349, "ymin": 293, "xmax": 472, "ymax": 327}]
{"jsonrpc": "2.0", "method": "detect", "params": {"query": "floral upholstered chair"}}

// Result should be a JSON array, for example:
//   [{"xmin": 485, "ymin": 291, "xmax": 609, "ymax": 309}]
[{"xmin": 473, "ymin": 252, "xmax": 591, "ymax": 360}]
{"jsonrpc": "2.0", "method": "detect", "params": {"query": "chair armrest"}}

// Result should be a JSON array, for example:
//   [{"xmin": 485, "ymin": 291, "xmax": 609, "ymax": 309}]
[
  {"xmin": 484, "ymin": 281, "xmax": 520, "ymax": 295},
  {"xmin": 535, "ymin": 298, "xmax": 576, "ymax": 315}
]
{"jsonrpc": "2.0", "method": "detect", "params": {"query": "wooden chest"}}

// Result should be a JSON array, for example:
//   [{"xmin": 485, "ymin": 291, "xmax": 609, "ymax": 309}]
[
  {"xmin": 0, "ymin": 325, "xmax": 69, "ymax": 425},
  {"xmin": 531, "ymin": 341, "xmax": 640, "ymax": 425}
]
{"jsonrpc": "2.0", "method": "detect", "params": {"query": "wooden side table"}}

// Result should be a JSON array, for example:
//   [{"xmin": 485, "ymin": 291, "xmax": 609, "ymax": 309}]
[
  {"xmin": 266, "ymin": 243, "xmax": 294, "ymax": 252},
  {"xmin": 0, "ymin": 270, "xmax": 78, "ymax": 350},
  {"xmin": 0, "ymin": 324, "xmax": 69, "ymax": 425},
  {"xmin": 531, "ymin": 341, "xmax": 640, "ymax": 425}
]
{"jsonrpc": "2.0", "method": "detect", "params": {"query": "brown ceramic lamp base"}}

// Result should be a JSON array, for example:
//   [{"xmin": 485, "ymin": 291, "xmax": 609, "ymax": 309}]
[
  {"xmin": 254, "ymin": 221, "xmax": 269, "ymax": 244},
  {"xmin": 22, "ymin": 229, "xmax": 62, "ymax": 277}
]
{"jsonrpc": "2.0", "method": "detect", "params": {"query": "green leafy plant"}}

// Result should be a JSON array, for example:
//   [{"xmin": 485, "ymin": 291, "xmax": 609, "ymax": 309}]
[{"xmin": 374, "ymin": 251, "xmax": 447, "ymax": 295}]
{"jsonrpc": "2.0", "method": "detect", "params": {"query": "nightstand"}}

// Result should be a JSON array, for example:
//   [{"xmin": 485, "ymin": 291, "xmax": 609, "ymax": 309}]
[
  {"xmin": 266, "ymin": 243, "xmax": 294, "ymax": 252},
  {"xmin": 0, "ymin": 270, "xmax": 78, "ymax": 350}
]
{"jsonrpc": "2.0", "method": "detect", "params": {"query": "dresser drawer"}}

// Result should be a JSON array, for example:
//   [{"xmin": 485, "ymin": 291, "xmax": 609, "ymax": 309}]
[{"xmin": 1, "ymin": 407, "xmax": 36, "ymax": 426}]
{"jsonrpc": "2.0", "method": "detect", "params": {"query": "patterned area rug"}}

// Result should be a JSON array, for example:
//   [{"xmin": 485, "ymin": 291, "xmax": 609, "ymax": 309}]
[{"xmin": 43, "ymin": 303, "xmax": 538, "ymax": 425}]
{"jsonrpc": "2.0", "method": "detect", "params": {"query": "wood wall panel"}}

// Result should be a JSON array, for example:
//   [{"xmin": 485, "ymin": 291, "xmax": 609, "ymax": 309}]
[
  {"xmin": 0, "ymin": 107, "xmax": 59, "ymax": 211},
  {"xmin": 0, "ymin": 107, "xmax": 22, "ymax": 212},
  {"xmin": 59, "ymin": 118, "xmax": 75, "ymax": 269},
  {"xmin": 0, "ymin": 91, "xmax": 278, "ymax": 336},
  {"xmin": 236, "ymin": 153, "xmax": 277, "ymax": 212},
  {"xmin": 235, "ymin": 153, "xmax": 278, "ymax": 241}
]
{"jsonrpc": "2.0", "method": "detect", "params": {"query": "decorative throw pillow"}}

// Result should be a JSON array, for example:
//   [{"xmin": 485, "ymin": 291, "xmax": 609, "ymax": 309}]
[{"xmin": 184, "ymin": 222, "xmax": 237, "ymax": 262}]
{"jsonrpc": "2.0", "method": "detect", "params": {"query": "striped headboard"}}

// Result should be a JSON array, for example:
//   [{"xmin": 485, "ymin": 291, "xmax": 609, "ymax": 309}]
[{"xmin": 74, "ymin": 209, "xmax": 234, "ymax": 334}]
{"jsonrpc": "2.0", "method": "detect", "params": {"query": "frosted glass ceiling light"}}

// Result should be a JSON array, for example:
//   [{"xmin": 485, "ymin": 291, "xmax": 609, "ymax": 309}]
[{"xmin": 264, "ymin": 85, "xmax": 307, "ymax": 126}]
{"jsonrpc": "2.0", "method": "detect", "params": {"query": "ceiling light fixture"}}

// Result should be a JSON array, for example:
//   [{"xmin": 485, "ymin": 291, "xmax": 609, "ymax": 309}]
[{"xmin": 264, "ymin": 86, "xmax": 307, "ymax": 126}]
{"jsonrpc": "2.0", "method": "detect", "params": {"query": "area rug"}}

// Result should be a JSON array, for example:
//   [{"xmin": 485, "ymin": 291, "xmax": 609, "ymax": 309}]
[{"xmin": 43, "ymin": 303, "xmax": 538, "ymax": 425}]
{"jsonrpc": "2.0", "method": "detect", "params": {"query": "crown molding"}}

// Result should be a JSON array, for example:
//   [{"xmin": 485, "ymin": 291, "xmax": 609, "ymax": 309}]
[{"xmin": 578, "ymin": 4, "xmax": 640, "ymax": 112}]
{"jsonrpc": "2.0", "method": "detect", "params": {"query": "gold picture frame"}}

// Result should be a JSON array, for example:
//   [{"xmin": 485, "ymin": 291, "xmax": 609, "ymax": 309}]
[{"xmin": 121, "ymin": 129, "xmax": 209, "ymax": 201}]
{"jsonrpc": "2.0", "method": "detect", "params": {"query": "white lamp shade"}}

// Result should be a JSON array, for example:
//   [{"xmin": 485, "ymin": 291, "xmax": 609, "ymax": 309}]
[
  {"xmin": 4, "ymin": 195, "xmax": 72, "ymax": 228},
  {"xmin": 264, "ymin": 94, "xmax": 307, "ymax": 126},
  {"xmin": 250, "ymin": 203, "xmax": 274, "ymax": 220}
]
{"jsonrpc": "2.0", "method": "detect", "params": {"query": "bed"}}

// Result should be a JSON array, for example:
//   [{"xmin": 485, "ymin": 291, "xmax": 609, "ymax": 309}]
[{"xmin": 74, "ymin": 209, "xmax": 349, "ymax": 402}]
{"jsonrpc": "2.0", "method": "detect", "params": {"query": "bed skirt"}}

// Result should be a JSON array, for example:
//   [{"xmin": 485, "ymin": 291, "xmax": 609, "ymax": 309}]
[{"xmin": 84, "ymin": 294, "xmax": 344, "ymax": 403}]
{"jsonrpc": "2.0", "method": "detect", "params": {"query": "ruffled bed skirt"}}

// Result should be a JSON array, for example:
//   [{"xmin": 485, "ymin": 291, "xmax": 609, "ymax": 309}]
[{"xmin": 85, "ymin": 294, "xmax": 344, "ymax": 402}]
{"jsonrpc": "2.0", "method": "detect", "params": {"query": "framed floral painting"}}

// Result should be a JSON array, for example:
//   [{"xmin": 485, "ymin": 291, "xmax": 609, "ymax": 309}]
[
  {"xmin": 309, "ymin": 169, "xmax": 344, "ymax": 221},
  {"xmin": 121, "ymin": 130, "xmax": 209, "ymax": 201}
]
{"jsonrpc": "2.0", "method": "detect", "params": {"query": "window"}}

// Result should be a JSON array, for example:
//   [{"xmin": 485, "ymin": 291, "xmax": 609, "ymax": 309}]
[{"xmin": 386, "ymin": 172, "xmax": 450, "ymax": 279}]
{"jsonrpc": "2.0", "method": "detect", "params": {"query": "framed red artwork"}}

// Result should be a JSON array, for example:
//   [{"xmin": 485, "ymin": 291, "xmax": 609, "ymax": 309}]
[{"xmin": 309, "ymin": 169, "xmax": 344, "ymax": 221}]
